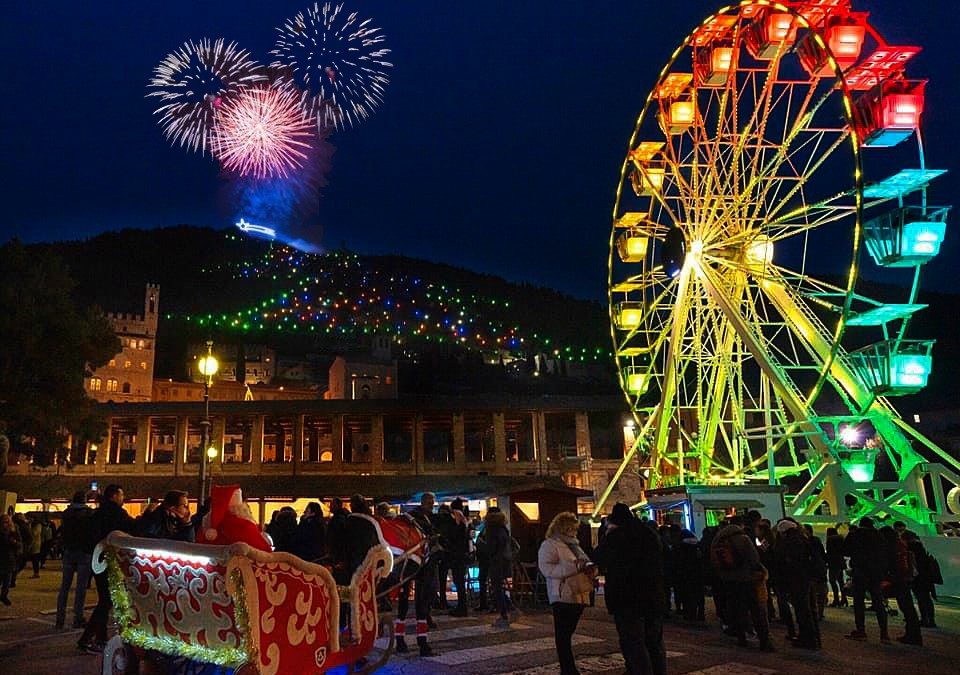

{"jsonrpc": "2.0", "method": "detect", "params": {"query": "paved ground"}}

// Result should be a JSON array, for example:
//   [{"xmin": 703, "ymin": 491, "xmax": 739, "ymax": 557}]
[{"xmin": 1, "ymin": 561, "xmax": 958, "ymax": 674}]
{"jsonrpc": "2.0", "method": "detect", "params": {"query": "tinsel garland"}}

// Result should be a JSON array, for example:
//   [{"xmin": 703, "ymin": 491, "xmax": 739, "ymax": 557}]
[{"xmin": 103, "ymin": 546, "xmax": 251, "ymax": 667}]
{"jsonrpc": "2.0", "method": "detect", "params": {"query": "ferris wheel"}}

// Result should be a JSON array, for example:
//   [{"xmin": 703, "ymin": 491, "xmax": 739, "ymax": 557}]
[{"xmin": 600, "ymin": 0, "xmax": 960, "ymax": 530}]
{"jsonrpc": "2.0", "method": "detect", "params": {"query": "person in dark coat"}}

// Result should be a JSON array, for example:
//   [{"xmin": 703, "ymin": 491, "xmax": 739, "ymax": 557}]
[
  {"xmin": 78, "ymin": 485, "xmax": 138, "ymax": 653},
  {"xmin": 437, "ymin": 498, "xmax": 470, "ymax": 616},
  {"xmin": 0, "ymin": 514, "xmax": 21, "ymax": 605},
  {"xmin": 592, "ymin": 503, "xmax": 667, "ymax": 675},
  {"xmin": 699, "ymin": 526, "xmax": 725, "ymax": 625},
  {"xmin": 292, "ymin": 502, "xmax": 326, "ymax": 562},
  {"xmin": 772, "ymin": 519, "xmax": 819, "ymax": 649},
  {"xmin": 844, "ymin": 517, "xmax": 889, "ymax": 642},
  {"xmin": 902, "ymin": 530, "xmax": 936, "ymax": 627},
  {"xmin": 474, "ymin": 515, "xmax": 491, "ymax": 611},
  {"xmin": 880, "ymin": 526, "xmax": 922, "ymax": 645},
  {"xmin": 10, "ymin": 512, "xmax": 31, "ymax": 588},
  {"xmin": 56, "ymin": 491, "xmax": 97, "ymax": 628},
  {"xmin": 825, "ymin": 527, "xmax": 848, "ymax": 607},
  {"xmin": 340, "ymin": 495, "xmax": 380, "ymax": 580},
  {"xmin": 484, "ymin": 508, "xmax": 517, "ymax": 628},
  {"xmin": 266, "ymin": 506, "xmax": 298, "ymax": 553},
  {"xmin": 677, "ymin": 529, "xmax": 705, "ymax": 621},
  {"xmin": 326, "ymin": 497, "xmax": 349, "ymax": 564},
  {"xmin": 138, "ymin": 491, "xmax": 194, "ymax": 542}
]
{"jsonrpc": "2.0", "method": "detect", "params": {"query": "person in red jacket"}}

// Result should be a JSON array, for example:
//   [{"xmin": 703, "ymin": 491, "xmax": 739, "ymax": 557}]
[{"xmin": 201, "ymin": 485, "xmax": 272, "ymax": 552}]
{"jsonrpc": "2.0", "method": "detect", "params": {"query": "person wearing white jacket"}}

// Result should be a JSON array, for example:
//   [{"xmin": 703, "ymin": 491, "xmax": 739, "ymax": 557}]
[{"xmin": 538, "ymin": 512, "xmax": 596, "ymax": 675}]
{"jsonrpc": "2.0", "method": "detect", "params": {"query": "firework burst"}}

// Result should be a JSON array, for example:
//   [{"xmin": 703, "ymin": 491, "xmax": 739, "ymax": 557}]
[
  {"xmin": 271, "ymin": 2, "xmax": 392, "ymax": 130},
  {"xmin": 213, "ymin": 84, "xmax": 316, "ymax": 179},
  {"xmin": 148, "ymin": 39, "xmax": 266, "ymax": 155}
]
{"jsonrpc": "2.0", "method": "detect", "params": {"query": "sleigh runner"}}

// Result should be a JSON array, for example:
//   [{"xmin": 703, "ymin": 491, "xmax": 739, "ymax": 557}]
[{"xmin": 95, "ymin": 532, "xmax": 393, "ymax": 674}]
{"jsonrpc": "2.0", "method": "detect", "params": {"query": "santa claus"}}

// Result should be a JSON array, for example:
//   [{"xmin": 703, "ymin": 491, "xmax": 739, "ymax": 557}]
[{"xmin": 201, "ymin": 485, "xmax": 273, "ymax": 552}]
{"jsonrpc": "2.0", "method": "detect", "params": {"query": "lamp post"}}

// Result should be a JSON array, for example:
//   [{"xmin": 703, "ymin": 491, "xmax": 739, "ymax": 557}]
[{"xmin": 197, "ymin": 341, "xmax": 219, "ymax": 499}]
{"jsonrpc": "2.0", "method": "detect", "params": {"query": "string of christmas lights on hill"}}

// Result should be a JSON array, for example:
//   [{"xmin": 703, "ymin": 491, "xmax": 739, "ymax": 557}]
[{"xmin": 179, "ymin": 234, "xmax": 612, "ymax": 362}]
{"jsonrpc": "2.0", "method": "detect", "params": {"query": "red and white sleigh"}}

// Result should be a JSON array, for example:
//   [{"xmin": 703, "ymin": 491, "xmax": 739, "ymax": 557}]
[{"xmin": 93, "ymin": 532, "xmax": 393, "ymax": 675}]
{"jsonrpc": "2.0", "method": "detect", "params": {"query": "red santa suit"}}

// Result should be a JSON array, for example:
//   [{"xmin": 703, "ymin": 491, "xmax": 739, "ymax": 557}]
[{"xmin": 202, "ymin": 485, "xmax": 273, "ymax": 552}]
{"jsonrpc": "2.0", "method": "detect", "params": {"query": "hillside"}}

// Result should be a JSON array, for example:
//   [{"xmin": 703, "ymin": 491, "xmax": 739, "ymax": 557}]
[{"xmin": 34, "ymin": 226, "xmax": 615, "ymax": 393}]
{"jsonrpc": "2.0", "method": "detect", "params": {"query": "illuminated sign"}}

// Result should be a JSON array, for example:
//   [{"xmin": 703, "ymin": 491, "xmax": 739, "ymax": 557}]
[{"xmin": 235, "ymin": 218, "xmax": 277, "ymax": 239}]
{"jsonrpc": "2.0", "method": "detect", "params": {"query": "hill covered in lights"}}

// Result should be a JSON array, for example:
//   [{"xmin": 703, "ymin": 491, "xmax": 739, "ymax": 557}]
[{"xmin": 38, "ymin": 226, "xmax": 615, "ymax": 389}]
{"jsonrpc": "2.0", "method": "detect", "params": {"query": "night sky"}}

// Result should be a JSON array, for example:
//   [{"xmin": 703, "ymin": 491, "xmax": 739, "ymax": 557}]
[{"xmin": 2, "ymin": 1, "xmax": 957, "ymax": 299}]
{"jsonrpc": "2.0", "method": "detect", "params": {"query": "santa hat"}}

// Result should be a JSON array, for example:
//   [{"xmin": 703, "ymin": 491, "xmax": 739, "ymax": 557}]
[{"xmin": 205, "ymin": 484, "xmax": 243, "ymax": 542}]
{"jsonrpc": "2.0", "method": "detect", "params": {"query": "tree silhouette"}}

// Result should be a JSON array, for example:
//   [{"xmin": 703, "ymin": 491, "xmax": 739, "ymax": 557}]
[{"xmin": 0, "ymin": 241, "xmax": 119, "ymax": 466}]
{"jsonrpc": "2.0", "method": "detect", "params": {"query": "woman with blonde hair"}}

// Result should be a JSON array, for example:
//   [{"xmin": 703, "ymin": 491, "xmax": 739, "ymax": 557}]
[{"xmin": 538, "ymin": 511, "xmax": 596, "ymax": 675}]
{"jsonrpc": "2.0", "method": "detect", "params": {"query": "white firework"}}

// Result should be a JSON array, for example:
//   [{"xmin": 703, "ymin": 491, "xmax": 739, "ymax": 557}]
[
  {"xmin": 271, "ymin": 2, "xmax": 393, "ymax": 130},
  {"xmin": 148, "ymin": 38, "xmax": 267, "ymax": 155}
]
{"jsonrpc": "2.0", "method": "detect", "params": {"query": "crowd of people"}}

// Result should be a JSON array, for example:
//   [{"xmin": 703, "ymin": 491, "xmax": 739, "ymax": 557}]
[
  {"xmin": 661, "ymin": 511, "xmax": 942, "ymax": 652},
  {"xmin": 0, "ymin": 509, "xmax": 59, "ymax": 605},
  {"xmin": 35, "ymin": 484, "xmax": 522, "ymax": 659},
  {"xmin": 536, "ymin": 506, "xmax": 945, "ymax": 675},
  {"xmin": 1, "ymin": 487, "xmax": 948, "ymax": 674}
]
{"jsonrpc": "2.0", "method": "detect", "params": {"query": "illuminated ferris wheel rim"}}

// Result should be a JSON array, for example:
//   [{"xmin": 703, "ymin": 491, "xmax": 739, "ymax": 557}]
[
  {"xmin": 605, "ymin": 0, "xmax": 944, "ymax": 492},
  {"xmin": 611, "ymin": 0, "xmax": 867, "ymax": 402}
]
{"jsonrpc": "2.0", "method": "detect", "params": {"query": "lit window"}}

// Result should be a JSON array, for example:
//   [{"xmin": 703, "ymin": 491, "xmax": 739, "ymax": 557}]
[
  {"xmin": 90, "ymin": 377, "xmax": 102, "ymax": 391},
  {"xmin": 138, "ymin": 339, "xmax": 145, "ymax": 349},
  {"xmin": 109, "ymin": 359, "xmax": 116, "ymax": 367},
  {"xmin": 124, "ymin": 361, "xmax": 131, "ymax": 369},
  {"xmin": 140, "ymin": 362, "xmax": 147, "ymax": 370},
  {"xmin": 514, "ymin": 502, "xmax": 540, "ymax": 523},
  {"xmin": 106, "ymin": 379, "xmax": 118, "ymax": 392}
]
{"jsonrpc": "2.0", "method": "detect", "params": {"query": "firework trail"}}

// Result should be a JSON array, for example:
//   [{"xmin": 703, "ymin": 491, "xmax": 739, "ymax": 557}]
[
  {"xmin": 148, "ymin": 39, "xmax": 266, "ymax": 155},
  {"xmin": 213, "ymin": 84, "xmax": 317, "ymax": 179},
  {"xmin": 271, "ymin": 2, "xmax": 392, "ymax": 130}
]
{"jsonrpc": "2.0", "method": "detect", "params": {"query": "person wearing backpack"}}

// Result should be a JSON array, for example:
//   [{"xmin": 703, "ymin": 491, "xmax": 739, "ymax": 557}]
[
  {"xmin": 880, "ymin": 526, "xmax": 922, "ymax": 645},
  {"xmin": 711, "ymin": 516, "xmax": 773, "ymax": 651},
  {"xmin": 56, "ymin": 491, "xmax": 97, "ymax": 628}
]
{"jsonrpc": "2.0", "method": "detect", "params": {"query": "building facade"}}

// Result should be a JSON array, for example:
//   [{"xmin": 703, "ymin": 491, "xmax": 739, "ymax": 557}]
[
  {"xmin": 3, "ymin": 395, "xmax": 639, "ymax": 517},
  {"xmin": 327, "ymin": 356, "xmax": 398, "ymax": 400},
  {"xmin": 84, "ymin": 284, "xmax": 159, "ymax": 402}
]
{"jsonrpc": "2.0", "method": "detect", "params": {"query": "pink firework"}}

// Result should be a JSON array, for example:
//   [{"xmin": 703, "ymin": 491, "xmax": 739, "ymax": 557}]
[{"xmin": 213, "ymin": 85, "xmax": 315, "ymax": 179}]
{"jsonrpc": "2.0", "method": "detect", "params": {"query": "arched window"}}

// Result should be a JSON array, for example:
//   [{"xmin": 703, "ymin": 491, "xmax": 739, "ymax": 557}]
[
  {"xmin": 106, "ymin": 379, "xmax": 118, "ymax": 392},
  {"xmin": 90, "ymin": 377, "xmax": 102, "ymax": 391},
  {"xmin": 122, "ymin": 382, "xmax": 131, "ymax": 394}
]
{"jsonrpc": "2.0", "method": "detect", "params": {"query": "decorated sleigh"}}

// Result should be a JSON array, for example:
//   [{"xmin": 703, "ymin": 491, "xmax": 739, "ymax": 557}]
[{"xmin": 94, "ymin": 531, "xmax": 393, "ymax": 675}]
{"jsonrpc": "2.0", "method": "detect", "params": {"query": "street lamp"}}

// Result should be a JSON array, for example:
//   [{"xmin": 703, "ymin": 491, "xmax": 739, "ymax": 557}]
[{"xmin": 197, "ymin": 341, "xmax": 219, "ymax": 499}]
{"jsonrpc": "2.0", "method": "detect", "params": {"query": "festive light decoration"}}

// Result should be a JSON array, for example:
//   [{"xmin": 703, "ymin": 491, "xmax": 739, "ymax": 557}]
[
  {"xmin": 148, "ymin": 39, "xmax": 267, "ymax": 156},
  {"xmin": 271, "ymin": 2, "xmax": 392, "ymax": 130},
  {"xmin": 178, "ymin": 236, "xmax": 612, "ymax": 363},
  {"xmin": 213, "ymin": 85, "xmax": 316, "ymax": 179}
]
